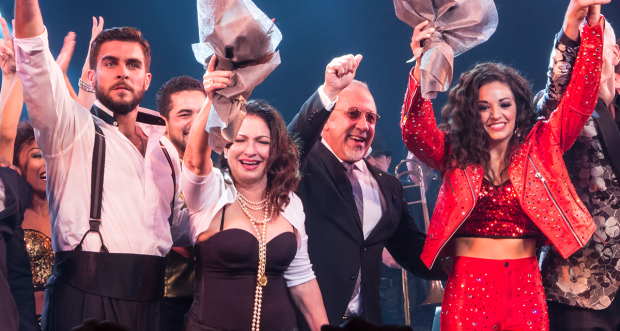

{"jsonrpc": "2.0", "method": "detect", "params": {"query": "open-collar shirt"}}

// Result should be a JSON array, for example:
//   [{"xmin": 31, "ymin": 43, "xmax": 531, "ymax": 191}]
[{"xmin": 14, "ymin": 28, "xmax": 189, "ymax": 256}]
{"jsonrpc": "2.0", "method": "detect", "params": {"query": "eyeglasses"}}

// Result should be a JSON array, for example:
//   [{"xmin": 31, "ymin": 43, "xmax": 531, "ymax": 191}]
[{"xmin": 333, "ymin": 107, "xmax": 380, "ymax": 124}]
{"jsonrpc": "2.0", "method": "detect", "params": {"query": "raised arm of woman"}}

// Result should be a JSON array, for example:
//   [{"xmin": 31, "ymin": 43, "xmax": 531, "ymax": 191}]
[
  {"xmin": 184, "ymin": 55, "xmax": 231, "ymax": 176},
  {"xmin": 400, "ymin": 21, "xmax": 447, "ymax": 171},
  {"xmin": 0, "ymin": 18, "xmax": 24, "ymax": 163},
  {"xmin": 77, "ymin": 16, "xmax": 103, "ymax": 110}
]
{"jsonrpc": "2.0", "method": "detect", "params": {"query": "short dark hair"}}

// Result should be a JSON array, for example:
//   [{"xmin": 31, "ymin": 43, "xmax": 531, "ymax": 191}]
[
  {"xmin": 13, "ymin": 121, "xmax": 35, "ymax": 166},
  {"xmin": 89, "ymin": 27, "xmax": 151, "ymax": 72},
  {"xmin": 156, "ymin": 76, "xmax": 206, "ymax": 119},
  {"xmin": 219, "ymin": 100, "xmax": 301, "ymax": 216}
]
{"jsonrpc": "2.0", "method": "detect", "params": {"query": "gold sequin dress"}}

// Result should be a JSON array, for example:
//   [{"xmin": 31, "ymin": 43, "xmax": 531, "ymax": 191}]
[{"xmin": 24, "ymin": 229, "xmax": 54, "ymax": 291}]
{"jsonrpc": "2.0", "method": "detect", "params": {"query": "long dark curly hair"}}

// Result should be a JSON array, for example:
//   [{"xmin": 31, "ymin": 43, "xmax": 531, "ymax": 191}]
[
  {"xmin": 439, "ymin": 62, "xmax": 537, "ymax": 182},
  {"xmin": 219, "ymin": 100, "xmax": 301, "ymax": 216}
]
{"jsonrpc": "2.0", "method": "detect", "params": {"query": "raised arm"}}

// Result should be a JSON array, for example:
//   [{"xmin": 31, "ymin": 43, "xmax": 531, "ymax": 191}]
[
  {"xmin": 287, "ymin": 55, "xmax": 362, "ymax": 163},
  {"xmin": 183, "ymin": 55, "xmax": 229, "ymax": 177},
  {"xmin": 0, "ymin": 18, "xmax": 23, "ymax": 163},
  {"xmin": 400, "ymin": 21, "xmax": 446, "ymax": 171},
  {"xmin": 537, "ymin": 1, "xmax": 607, "ymax": 117},
  {"xmin": 13, "ymin": 0, "xmax": 97, "ymax": 156},
  {"xmin": 77, "ymin": 17, "xmax": 104, "ymax": 110},
  {"xmin": 545, "ymin": 6, "xmax": 605, "ymax": 153},
  {"xmin": 14, "ymin": 0, "xmax": 45, "ymax": 39}
]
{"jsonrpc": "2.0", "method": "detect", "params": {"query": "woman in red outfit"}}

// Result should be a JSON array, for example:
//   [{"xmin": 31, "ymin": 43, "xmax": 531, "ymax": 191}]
[{"xmin": 401, "ymin": 3, "xmax": 607, "ymax": 330}]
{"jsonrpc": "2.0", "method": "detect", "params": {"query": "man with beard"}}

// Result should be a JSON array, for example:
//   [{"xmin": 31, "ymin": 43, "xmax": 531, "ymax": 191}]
[
  {"xmin": 288, "ymin": 55, "xmax": 446, "ymax": 328},
  {"xmin": 13, "ymin": 0, "xmax": 189, "ymax": 330},
  {"xmin": 156, "ymin": 76, "xmax": 206, "ymax": 331}
]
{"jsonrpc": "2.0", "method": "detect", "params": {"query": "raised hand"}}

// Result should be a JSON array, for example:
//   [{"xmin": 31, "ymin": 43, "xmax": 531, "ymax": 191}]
[
  {"xmin": 56, "ymin": 32, "xmax": 76, "ymax": 75},
  {"xmin": 90, "ymin": 16, "xmax": 104, "ymax": 44},
  {"xmin": 203, "ymin": 55, "xmax": 232, "ymax": 100},
  {"xmin": 323, "ymin": 54, "xmax": 363, "ymax": 101},
  {"xmin": 410, "ymin": 20, "xmax": 434, "ymax": 60},
  {"xmin": 564, "ymin": 0, "xmax": 610, "ymax": 41},
  {"xmin": 0, "ymin": 18, "xmax": 16, "ymax": 76}
]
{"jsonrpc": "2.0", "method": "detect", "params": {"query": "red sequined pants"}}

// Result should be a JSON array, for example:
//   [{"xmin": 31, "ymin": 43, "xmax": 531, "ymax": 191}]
[{"xmin": 441, "ymin": 256, "xmax": 548, "ymax": 330}]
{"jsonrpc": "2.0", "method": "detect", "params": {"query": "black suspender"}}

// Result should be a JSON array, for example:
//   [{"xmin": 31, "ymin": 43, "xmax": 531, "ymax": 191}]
[
  {"xmin": 160, "ymin": 142, "xmax": 176, "ymax": 226},
  {"xmin": 76, "ymin": 108, "xmax": 178, "ymax": 252},
  {"xmin": 76, "ymin": 119, "xmax": 108, "ymax": 253}
]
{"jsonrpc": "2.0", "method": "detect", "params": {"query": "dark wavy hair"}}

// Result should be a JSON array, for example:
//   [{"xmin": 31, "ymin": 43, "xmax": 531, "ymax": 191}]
[
  {"xmin": 13, "ymin": 121, "xmax": 36, "ymax": 166},
  {"xmin": 439, "ymin": 62, "xmax": 537, "ymax": 182},
  {"xmin": 219, "ymin": 100, "xmax": 301, "ymax": 216}
]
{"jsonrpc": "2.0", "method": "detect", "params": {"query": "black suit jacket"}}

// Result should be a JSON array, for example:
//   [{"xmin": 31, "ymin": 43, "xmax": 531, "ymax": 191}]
[
  {"xmin": 288, "ymin": 91, "xmax": 446, "ymax": 327},
  {"xmin": 0, "ymin": 168, "xmax": 37, "ymax": 331}
]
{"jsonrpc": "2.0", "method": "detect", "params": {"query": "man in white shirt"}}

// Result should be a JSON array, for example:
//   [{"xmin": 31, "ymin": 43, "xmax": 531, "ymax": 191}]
[
  {"xmin": 288, "ymin": 55, "xmax": 446, "ymax": 328},
  {"xmin": 156, "ymin": 76, "xmax": 206, "ymax": 331},
  {"xmin": 13, "ymin": 0, "xmax": 189, "ymax": 330}
]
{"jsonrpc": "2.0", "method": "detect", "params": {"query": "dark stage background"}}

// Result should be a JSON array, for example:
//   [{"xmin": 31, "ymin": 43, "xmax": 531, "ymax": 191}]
[{"xmin": 1, "ymin": 1, "xmax": 619, "ymax": 172}]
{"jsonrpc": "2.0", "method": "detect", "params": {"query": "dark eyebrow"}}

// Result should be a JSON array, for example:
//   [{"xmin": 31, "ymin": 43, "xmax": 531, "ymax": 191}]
[
  {"xmin": 499, "ymin": 97, "xmax": 513, "ymax": 102},
  {"xmin": 101, "ymin": 55, "xmax": 119, "ymax": 63}
]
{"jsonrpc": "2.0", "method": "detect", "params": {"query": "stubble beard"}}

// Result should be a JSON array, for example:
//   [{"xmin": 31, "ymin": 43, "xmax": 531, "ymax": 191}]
[{"xmin": 95, "ymin": 81, "xmax": 144, "ymax": 115}]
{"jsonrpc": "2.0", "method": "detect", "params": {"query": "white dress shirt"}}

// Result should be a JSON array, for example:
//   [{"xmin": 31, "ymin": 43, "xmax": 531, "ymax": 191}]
[
  {"xmin": 14, "ymin": 28, "xmax": 189, "ymax": 256},
  {"xmin": 318, "ymin": 86, "xmax": 385, "ymax": 317},
  {"xmin": 182, "ymin": 162, "xmax": 316, "ymax": 287}
]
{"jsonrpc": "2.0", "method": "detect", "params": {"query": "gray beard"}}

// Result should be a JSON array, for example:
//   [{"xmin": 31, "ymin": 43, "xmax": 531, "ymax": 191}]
[{"xmin": 344, "ymin": 145, "xmax": 367, "ymax": 163}]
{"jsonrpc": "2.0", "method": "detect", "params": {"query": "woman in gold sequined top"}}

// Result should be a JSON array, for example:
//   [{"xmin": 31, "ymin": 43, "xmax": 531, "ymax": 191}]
[{"xmin": 14, "ymin": 121, "xmax": 53, "ymax": 317}]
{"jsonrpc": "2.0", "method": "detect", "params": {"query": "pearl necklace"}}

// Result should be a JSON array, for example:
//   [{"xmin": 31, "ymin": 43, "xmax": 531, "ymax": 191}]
[{"xmin": 236, "ymin": 192, "xmax": 272, "ymax": 331}]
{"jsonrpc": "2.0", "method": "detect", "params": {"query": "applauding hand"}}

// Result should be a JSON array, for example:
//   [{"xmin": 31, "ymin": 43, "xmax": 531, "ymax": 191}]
[{"xmin": 0, "ymin": 18, "xmax": 16, "ymax": 76}]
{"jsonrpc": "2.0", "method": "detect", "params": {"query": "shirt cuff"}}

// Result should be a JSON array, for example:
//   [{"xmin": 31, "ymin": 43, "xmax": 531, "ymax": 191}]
[
  {"xmin": 13, "ymin": 27, "xmax": 49, "ymax": 54},
  {"xmin": 557, "ymin": 29, "xmax": 579, "ymax": 48},
  {"xmin": 318, "ymin": 85, "xmax": 338, "ymax": 111}
]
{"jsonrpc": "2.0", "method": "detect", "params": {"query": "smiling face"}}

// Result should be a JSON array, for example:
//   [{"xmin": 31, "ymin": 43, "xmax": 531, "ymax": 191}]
[
  {"xmin": 166, "ymin": 90, "xmax": 206, "ymax": 156},
  {"xmin": 477, "ymin": 81, "xmax": 517, "ymax": 149},
  {"xmin": 226, "ymin": 115, "xmax": 271, "ymax": 187},
  {"xmin": 322, "ymin": 83, "xmax": 377, "ymax": 163},
  {"xmin": 18, "ymin": 139, "xmax": 46, "ymax": 195},
  {"xmin": 89, "ymin": 41, "xmax": 152, "ymax": 115}
]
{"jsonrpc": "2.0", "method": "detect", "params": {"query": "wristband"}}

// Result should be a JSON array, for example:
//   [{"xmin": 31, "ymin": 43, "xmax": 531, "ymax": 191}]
[{"xmin": 79, "ymin": 78, "xmax": 96, "ymax": 93}]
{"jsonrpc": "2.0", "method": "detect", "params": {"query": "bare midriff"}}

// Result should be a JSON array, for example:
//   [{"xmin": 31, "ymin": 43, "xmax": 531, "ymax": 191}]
[{"xmin": 454, "ymin": 237, "xmax": 537, "ymax": 260}]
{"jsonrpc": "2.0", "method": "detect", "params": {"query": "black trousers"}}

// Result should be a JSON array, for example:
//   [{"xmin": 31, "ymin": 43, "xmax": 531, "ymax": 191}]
[
  {"xmin": 42, "ymin": 251, "xmax": 166, "ymax": 331},
  {"xmin": 548, "ymin": 296, "xmax": 620, "ymax": 331},
  {"xmin": 161, "ymin": 296, "xmax": 193, "ymax": 331}
]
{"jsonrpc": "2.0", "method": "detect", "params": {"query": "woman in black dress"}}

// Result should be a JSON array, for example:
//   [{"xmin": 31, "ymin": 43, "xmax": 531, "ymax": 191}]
[{"xmin": 182, "ymin": 56, "xmax": 328, "ymax": 331}]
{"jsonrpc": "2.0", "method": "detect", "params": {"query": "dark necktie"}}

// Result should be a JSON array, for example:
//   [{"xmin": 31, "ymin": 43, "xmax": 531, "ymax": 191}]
[{"xmin": 344, "ymin": 162, "xmax": 363, "ymax": 304}]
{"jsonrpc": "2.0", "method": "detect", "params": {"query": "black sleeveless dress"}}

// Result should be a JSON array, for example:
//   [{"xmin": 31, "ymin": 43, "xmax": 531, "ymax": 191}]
[{"xmin": 185, "ymin": 207, "xmax": 298, "ymax": 331}]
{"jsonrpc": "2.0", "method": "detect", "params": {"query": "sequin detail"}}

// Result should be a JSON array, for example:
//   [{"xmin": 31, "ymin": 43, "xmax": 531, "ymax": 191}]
[
  {"xmin": 455, "ymin": 179, "xmax": 539, "ymax": 238},
  {"xmin": 441, "ymin": 256, "xmax": 548, "ymax": 330},
  {"xmin": 24, "ymin": 229, "xmax": 54, "ymax": 291}
]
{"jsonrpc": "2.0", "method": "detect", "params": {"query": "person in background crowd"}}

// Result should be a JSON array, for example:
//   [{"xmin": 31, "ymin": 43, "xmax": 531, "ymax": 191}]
[
  {"xmin": 537, "ymin": 2, "xmax": 620, "ymax": 330},
  {"xmin": 366, "ymin": 133, "xmax": 392, "ymax": 173},
  {"xmin": 288, "ymin": 54, "xmax": 446, "ymax": 329},
  {"xmin": 401, "ymin": 1, "xmax": 606, "ymax": 328},
  {"xmin": 156, "ymin": 76, "xmax": 206, "ymax": 331},
  {"xmin": 13, "ymin": 0, "xmax": 190, "ymax": 328},
  {"xmin": 615, "ymin": 38, "xmax": 619, "ymax": 94}
]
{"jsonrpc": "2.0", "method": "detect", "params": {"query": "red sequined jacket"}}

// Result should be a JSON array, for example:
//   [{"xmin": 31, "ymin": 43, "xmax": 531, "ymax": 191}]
[{"xmin": 400, "ymin": 21, "xmax": 604, "ymax": 269}]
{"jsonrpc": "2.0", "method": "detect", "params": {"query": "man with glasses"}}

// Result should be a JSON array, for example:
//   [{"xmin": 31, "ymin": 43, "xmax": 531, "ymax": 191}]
[{"xmin": 288, "ymin": 54, "xmax": 446, "ymax": 329}]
